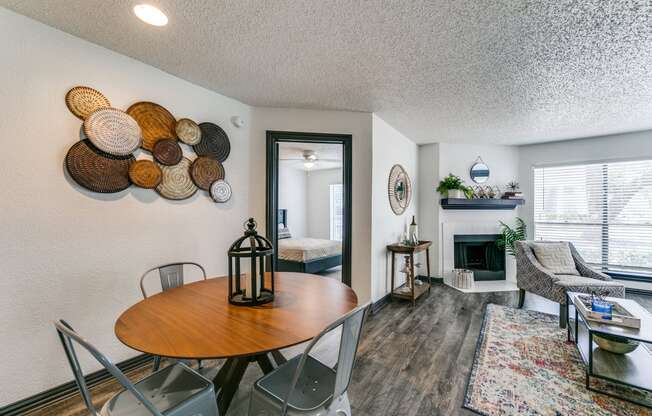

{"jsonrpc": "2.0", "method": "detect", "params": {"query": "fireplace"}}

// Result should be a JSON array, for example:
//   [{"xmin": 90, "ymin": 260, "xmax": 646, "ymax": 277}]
[{"xmin": 454, "ymin": 234, "xmax": 505, "ymax": 281}]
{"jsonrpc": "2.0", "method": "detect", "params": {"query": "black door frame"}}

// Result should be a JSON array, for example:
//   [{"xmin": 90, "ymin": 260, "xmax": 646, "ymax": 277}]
[{"xmin": 266, "ymin": 131, "xmax": 353, "ymax": 287}]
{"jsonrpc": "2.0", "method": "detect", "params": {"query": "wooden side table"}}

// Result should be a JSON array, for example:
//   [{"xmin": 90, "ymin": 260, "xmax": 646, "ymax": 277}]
[{"xmin": 387, "ymin": 241, "xmax": 432, "ymax": 306}]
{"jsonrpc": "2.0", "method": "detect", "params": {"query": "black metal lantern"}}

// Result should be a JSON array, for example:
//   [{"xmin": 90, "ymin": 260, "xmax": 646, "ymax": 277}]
[{"xmin": 228, "ymin": 218, "xmax": 275, "ymax": 306}]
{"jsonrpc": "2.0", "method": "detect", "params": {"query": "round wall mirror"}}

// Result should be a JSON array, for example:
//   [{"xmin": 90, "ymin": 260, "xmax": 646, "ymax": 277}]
[
  {"xmin": 388, "ymin": 164, "xmax": 412, "ymax": 215},
  {"xmin": 470, "ymin": 157, "xmax": 490, "ymax": 184}
]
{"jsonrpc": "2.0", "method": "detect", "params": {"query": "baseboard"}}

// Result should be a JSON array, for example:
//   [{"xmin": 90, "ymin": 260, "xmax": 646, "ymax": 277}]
[
  {"xmin": 372, "ymin": 293, "xmax": 390, "ymax": 314},
  {"xmin": 0, "ymin": 353, "xmax": 153, "ymax": 416},
  {"xmin": 626, "ymin": 287, "xmax": 652, "ymax": 297}
]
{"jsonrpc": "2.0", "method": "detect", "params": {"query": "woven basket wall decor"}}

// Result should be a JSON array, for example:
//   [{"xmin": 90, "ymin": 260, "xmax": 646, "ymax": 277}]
[
  {"xmin": 129, "ymin": 160, "xmax": 162, "ymax": 189},
  {"xmin": 194, "ymin": 122, "xmax": 230, "ymax": 162},
  {"xmin": 190, "ymin": 156, "xmax": 225, "ymax": 190},
  {"xmin": 153, "ymin": 138, "xmax": 183, "ymax": 166},
  {"xmin": 175, "ymin": 118, "xmax": 202, "ymax": 145},
  {"xmin": 127, "ymin": 102, "xmax": 176, "ymax": 151},
  {"xmin": 65, "ymin": 86, "xmax": 111, "ymax": 120},
  {"xmin": 83, "ymin": 108, "xmax": 142, "ymax": 156},
  {"xmin": 156, "ymin": 157, "xmax": 198, "ymax": 200},
  {"xmin": 388, "ymin": 164, "xmax": 412, "ymax": 215},
  {"xmin": 65, "ymin": 140, "xmax": 134, "ymax": 193},
  {"xmin": 210, "ymin": 179, "xmax": 232, "ymax": 203}
]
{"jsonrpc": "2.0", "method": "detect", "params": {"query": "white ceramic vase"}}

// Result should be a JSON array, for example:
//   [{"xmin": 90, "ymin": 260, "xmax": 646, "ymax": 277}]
[{"xmin": 447, "ymin": 189, "xmax": 466, "ymax": 199}]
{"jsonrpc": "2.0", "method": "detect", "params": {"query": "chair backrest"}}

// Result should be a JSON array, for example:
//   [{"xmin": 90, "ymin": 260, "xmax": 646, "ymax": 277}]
[
  {"xmin": 54, "ymin": 320, "xmax": 163, "ymax": 416},
  {"xmin": 281, "ymin": 303, "xmax": 371, "ymax": 415},
  {"xmin": 140, "ymin": 262, "xmax": 207, "ymax": 298}
]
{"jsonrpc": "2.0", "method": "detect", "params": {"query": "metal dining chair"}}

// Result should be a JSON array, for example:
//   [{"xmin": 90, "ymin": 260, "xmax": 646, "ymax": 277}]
[
  {"xmin": 54, "ymin": 320, "xmax": 219, "ymax": 416},
  {"xmin": 140, "ymin": 262, "xmax": 207, "ymax": 371},
  {"xmin": 140, "ymin": 262, "xmax": 207, "ymax": 298},
  {"xmin": 248, "ymin": 303, "xmax": 370, "ymax": 416}
]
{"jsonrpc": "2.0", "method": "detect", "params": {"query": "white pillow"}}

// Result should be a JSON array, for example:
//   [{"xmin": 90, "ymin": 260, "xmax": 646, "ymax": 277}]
[{"xmin": 530, "ymin": 242, "xmax": 579, "ymax": 275}]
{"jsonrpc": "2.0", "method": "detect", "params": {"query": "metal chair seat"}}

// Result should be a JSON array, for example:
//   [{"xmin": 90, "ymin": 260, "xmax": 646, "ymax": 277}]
[
  {"xmin": 54, "ymin": 320, "xmax": 219, "ymax": 416},
  {"xmin": 255, "ymin": 355, "xmax": 336, "ymax": 411},
  {"xmin": 101, "ymin": 363, "xmax": 215, "ymax": 416}
]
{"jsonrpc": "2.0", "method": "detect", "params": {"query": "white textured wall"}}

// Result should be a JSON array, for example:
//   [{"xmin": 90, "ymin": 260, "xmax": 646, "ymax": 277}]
[
  {"xmin": 370, "ymin": 115, "xmax": 419, "ymax": 301},
  {"xmin": 278, "ymin": 162, "xmax": 308, "ymax": 237},
  {"xmin": 417, "ymin": 143, "xmax": 439, "ymax": 275},
  {"xmin": 0, "ymin": 9, "xmax": 252, "ymax": 405},
  {"xmin": 307, "ymin": 168, "xmax": 343, "ymax": 239},
  {"xmin": 518, "ymin": 130, "xmax": 652, "ymax": 290},
  {"xmin": 249, "ymin": 107, "xmax": 374, "ymax": 303}
]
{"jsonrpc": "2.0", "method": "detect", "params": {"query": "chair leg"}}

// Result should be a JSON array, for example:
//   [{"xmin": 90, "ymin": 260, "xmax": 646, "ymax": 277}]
[
  {"xmin": 153, "ymin": 356, "xmax": 161, "ymax": 372},
  {"xmin": 559, "ymin": 303, "xmax": 567, "ymax": 329},
  {"xmin": 517, "ymin": 289, "xmax": 525, "ymax": 309}
]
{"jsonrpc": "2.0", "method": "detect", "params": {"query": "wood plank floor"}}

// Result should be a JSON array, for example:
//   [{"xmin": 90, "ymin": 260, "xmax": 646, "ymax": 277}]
[{"xmin": 26, "ymin": 284, "xmax": 652, "ymax": 416}]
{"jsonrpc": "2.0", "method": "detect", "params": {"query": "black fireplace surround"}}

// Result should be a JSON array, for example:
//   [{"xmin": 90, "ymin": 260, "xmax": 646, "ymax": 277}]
[{"xmin": 454, "ymin": 234, "xmax": 505, "ymax": 281}]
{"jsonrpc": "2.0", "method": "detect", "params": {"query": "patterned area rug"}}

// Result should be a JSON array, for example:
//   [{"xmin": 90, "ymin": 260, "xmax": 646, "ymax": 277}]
[{"xmin": 464, "ymin": 304, "xmax": 652, "ymax": 416}]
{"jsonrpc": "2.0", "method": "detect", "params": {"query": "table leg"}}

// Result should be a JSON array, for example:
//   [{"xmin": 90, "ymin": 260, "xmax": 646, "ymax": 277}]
[
  {"xmin": 426, "ymin": 248, "xmax": 431, "ymax": 294},
  {"xmin": 255, "ymin": 353, "xmax": 275, "ymax": 374},
  {"xmin": 213, "ymin": 357, "xmax": 249, "ymax": 415},
  {"xmin": 271, "ymin": 350, "xmax": 287, "ymax": 366},
  {"xmin": 410, "ymin": 253, "xmax": 415, "ymax": 307},
  {"xmin": 390, "ymin": 252, "xmax": 395, "ymax": 301}
]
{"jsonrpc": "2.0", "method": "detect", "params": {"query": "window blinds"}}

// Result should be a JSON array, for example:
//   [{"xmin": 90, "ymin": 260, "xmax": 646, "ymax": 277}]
[{"xmin": 534, "ymin": 159, "xmax": 652, "ymax": 275}]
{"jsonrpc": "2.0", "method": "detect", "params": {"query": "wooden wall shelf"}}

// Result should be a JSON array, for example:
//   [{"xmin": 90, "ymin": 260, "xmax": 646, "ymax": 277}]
[{"xmin": 440, "ymin": 198, "xmax": 524, "ymax": 210}]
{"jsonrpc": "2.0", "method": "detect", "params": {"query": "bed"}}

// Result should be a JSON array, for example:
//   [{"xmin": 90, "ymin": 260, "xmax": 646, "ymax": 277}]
[{"xmin": 276, "ymin": 209, "xmax": 342, "ymax": 274}]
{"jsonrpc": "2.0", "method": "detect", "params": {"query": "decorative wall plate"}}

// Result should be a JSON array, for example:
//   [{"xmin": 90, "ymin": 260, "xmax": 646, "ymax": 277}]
[
  {"xmin": 126, "ymin": 102, "xmax": 176, "ymax": 151},
  {"xmin": 65, "ymin": 86, "xmax": 111, "ymax": 120},
  {"xmin": 210, "ymin": 179, "xmax": 232, "ymax": 203},
  {"xmin": 65, "ymin": 140, "xmax": 134, "ymax": 193},
  {"xmin": 152, "ymin": 138, "xmax": 183, "ymax": 166},
  {"xmin": 388, "ymin": 164, "xmax": 412, "ymax": 215},
  {"xmin": 190, "ymin": 156, "xmax": 225, "ymax": 190},
  {"xmin": 129, "ymin": 160, "xmax": 162, "ymax": 189},
  {"xmin": 156, "ymin": 157, "xmax": 198, "ymax": 200},
  {"xmin": 175, "ymin": 118, "xmax": 202, "ymax": 145},
  {"xmin": 194, "ymin": 122, "xmax": 230, "ymax": 162},
  {"xmin": 83, "ymin": 108, "xmax": 141, "ymax": 156}
]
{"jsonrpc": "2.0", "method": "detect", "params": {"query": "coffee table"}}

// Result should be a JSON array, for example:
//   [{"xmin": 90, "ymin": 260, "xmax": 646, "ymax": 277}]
[{"xmin": 566, "ymin": 292, "xmax": 652, "ymax": 408}]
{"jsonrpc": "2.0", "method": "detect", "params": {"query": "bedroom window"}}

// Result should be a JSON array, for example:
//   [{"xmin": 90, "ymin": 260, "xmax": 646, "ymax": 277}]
[
  {"xmin": 330, "ymin": 184, "xmax": 344, "ymax": 241},
  {"xmin": 533, "ymin": 159, "xmax": 652, "ymax": 278}
]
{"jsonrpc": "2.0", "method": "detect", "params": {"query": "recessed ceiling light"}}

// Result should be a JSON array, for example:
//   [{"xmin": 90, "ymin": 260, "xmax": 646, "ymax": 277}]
[{"xmin": 133, "ymin": 4, "xmax": 168, "ymax": 26}]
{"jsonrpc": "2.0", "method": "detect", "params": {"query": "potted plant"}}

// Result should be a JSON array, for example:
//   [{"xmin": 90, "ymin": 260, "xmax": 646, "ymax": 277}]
[
  {"xmin": 495, "ymin": 217, "xmax": 527, "ymax": 256},
  {"xmin": 437, "ymin": 173, "xmax": 472, "ymax": 199}
]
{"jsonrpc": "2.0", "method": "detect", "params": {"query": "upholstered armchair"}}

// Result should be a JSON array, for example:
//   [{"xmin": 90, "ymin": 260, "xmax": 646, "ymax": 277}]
[{"xmin": 514, "ymin": 240, "xmax": 625, "ymax": 328}]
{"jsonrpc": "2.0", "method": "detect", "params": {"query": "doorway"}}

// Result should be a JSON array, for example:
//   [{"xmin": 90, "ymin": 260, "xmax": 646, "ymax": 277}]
[{"xmin": 266, "ymin": 131, "xmax": 352, "ymax": 287}]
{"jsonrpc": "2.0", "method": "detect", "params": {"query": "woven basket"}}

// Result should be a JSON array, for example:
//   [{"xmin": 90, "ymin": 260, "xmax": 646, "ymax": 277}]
[
  {"xmin": 153, "ymin": 139, "xmax": 182, "ymax": 166},
  {"xmin": 194, "ymin": 122, "xmax": 230, "ymax": 162},
  {"xmin": 83, "ymin": 108, "xmax": 142, "ymax": 156},
  {"xmin": 210, "ymin": 179, "xmax": 232, "ymax": 203},
  {"xmin": 190, "ymin": 156, "xmax": 225, "ymax": 190},
  {"xmin": 127, "ymin": 102, "xmax": 176, "ymax": 151},
  {"xmin": 65, "ymin": 140, "xmax": 134, "ymax": 193},
  {"xmin": 65, "ymin": 86, "xmax": 111, "ymax": 120},
  {"xmin": 156, "ymin": 157, "xmax": 198, "ymax": 200},
  {"xmin": 129, "ymin": 160, "xmax": 162, "ymax": 189},
  {"xmin": 175, "ymin": 118, "xmax": 202, "ymax": 145}
]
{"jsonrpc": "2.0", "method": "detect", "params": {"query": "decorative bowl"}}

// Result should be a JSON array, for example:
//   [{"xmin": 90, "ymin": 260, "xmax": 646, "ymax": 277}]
[{"xmin": 594, "ymin": 333, "xmax": 639, "ymax": 354}]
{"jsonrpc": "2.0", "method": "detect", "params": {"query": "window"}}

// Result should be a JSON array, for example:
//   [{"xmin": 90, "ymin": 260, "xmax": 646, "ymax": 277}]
[
  {"xmin": 330, "ymin": 184, "xmax": 344, "ymax": 241},
  {"xmin": 534, "ymin": 160, "xmax": 652, "ymax": 276}
]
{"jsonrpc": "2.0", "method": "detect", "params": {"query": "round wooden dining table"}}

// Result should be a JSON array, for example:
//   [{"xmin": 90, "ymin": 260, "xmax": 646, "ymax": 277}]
[{"xmin": 115, "ymin": 272, "xmax": 358, "ymax": 414}]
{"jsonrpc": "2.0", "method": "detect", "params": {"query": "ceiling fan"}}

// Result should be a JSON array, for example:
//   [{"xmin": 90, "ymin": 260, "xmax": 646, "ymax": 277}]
[{"xmin": 279, "ymin": 150, "xmax": 340, "ymax": 169}]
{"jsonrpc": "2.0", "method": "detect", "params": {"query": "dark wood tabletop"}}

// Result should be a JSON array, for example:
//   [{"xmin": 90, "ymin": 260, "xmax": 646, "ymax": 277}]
[{"xmin": 115, "ymin": 272, "xmax": 358, "ymax": 360}]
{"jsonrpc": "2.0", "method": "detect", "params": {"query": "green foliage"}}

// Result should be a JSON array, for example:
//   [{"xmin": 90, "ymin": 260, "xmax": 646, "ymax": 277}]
[
  {"xmin": 496, "ymin": 217, "xmax": 527, "ymax": 256},
  {"xmin": 436, "ymin": 173, "xmax": 472, "ymax": 197}
]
